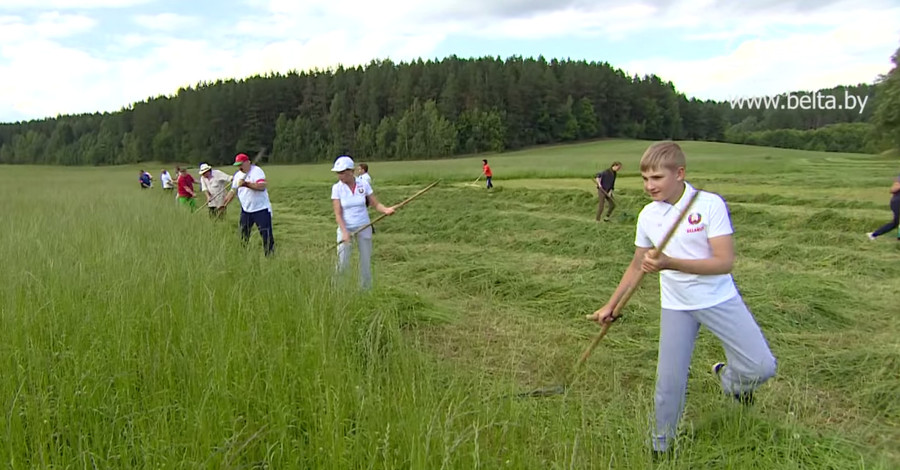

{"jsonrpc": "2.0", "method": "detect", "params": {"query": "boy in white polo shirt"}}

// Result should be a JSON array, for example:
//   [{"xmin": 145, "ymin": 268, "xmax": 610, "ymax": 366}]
[
  {"xmin": 223, "ymin": 153, "xmax": 274, "ymax": 256},
  {"xmin": 587, "ymin": 141, "xmax": 776, "ymax": 458},
  {"xmin": 331, "ymin": 155, "xmax": 395, "ymax": 290}
]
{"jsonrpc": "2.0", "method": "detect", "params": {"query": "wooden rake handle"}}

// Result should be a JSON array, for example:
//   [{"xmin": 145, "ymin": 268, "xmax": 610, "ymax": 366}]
[
  {"xmin": 329, "ymin": 180, "xmax": 440, "ymax": 252},
  {"xmin": 575, "ymin": 189, "xmax": 702, "ymax": 369}
]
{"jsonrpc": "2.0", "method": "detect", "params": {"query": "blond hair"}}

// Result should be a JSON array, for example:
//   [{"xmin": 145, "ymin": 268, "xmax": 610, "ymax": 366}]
[{"xmin": 640, "ymin": 141, "xmax": 686, "ymax": 172}]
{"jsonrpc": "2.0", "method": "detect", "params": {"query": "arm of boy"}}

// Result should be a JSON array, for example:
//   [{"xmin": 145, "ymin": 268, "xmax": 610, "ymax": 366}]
[
  {"xmin": 641, "ymin": 236, "xmax": 735, "ymax": 275},
  {"xmin": 642, "ymin": 196, "xmax": 736, "ymax": 275},
  {"xmin": 587, "ymin": 246, "xmax": 651, "ymax": 324}
]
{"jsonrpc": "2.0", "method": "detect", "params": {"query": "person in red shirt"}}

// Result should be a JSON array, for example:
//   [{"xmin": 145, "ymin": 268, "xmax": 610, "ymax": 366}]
[
  {"xmin": 176, "ymin": 167, "xmax": 197, "ymax": 211},
  {"xmin": 482, "ymin": 159, "xmax": 493, "ymax": 189}
]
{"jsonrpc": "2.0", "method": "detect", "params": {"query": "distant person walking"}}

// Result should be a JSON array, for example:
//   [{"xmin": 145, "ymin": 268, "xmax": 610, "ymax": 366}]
[
  {"xmin": 224, "ymin": 153, "xmax": 275, "ymax": 256},
  {"xmin": 595, "ymin": 161, "xmax": 622, "ymax": 222},
  {"xmin": 176, "ymin": 167, "xmax": 197, "ymax": 211},
  {"xmin": 331, "ymin": 155, "xmax": 395, "ymax": 290},
  {"xmin": 357, "ymin": 163, "xmax": 373, "ymax": 187},
  {"xmin": 199, "ymin": 163, "xmax": 232, "ymax": 220},
  {"xmin": 867, "ymin": 170, "xmax": 900, "ymax": 241},
  {"xmin": 160, "ymin": 169, "xmax": 175, "ymax": 191},
  {"xmin": 482, "ymin": 159, "xmax": 493, "ymax": 189}
]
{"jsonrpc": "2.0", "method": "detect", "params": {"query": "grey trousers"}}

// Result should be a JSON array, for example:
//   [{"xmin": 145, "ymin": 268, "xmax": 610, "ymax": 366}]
[
  {"xmin": 336, "ymin": 226, "xmax": 373, "ymax": 290},
  {"xmin": 652, "ymin": 294, "xmax": 777, "ymax": 452}
]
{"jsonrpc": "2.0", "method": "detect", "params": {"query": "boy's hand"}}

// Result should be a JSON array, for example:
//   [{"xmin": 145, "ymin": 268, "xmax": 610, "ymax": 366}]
[
  {"xmin": 642, "ymin": 249, "xmax": 670, "ymax": 273},
  {"xmin": 586, "ymin": 305, "xmax": 617, "ymax": 324}
]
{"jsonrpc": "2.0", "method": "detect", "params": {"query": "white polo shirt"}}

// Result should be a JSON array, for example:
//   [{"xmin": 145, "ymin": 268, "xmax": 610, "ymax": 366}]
[
  {"xmin": 232, "ymin": 165, "xmax": 271, "ymax": 213},
  {"xmin": 635, "ymin": 182, "xmax": 738, "ymax": 310},
  {"xmin": 331, "ymin": 178, "xmax": 373, "ymax": 228}
]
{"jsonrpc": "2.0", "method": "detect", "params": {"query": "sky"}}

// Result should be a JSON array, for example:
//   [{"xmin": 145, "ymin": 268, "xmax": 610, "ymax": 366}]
[{"xmin": 1, "ymin": 0, "xmax": 898, "ymax": 123}]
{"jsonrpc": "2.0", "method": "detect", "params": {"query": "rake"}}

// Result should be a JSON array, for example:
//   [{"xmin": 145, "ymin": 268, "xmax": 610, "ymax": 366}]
[
  {"xmin": 514, "ymin": 189, "xmax": 701, "ymax": 398},
  {"xmin": 464, "ymin": 174, "xmax": 483, "ymax": 187},
  {"xmin": 324, "ymin": 180, "xmax": 440, "ymax": 254}
]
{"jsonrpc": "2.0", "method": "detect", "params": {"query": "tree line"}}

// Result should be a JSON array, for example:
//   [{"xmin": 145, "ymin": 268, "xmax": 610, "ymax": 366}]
[{"xmin": 0, "ymin": 53, "xmax": 897, "ymax": 166}]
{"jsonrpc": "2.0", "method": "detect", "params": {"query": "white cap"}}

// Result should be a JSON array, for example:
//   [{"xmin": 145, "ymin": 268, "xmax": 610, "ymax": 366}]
[
  {"xmin": 199, "ymin": 163, "xmax": 212, "ymax": 174},
  {"xmin": 331, "ymin": 155, "xmax": 354, "ymax": 172}
]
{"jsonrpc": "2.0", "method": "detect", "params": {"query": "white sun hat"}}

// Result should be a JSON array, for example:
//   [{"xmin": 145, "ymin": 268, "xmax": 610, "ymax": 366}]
[{"xmin": 330, "ymin": 155, "xmax": 355, "ymax": 172}]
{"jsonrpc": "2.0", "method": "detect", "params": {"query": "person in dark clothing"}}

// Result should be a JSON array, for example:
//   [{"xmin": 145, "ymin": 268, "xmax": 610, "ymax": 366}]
[
  {"xmin": 139, "ymin": 170, "xmax": 152, "ymax": 189},
  {"xmin": 595, "ymin": 161, "xmax": 622, "ymax": 221},
  {"xmin": 867, "ymin": 171, "xmax": 900, "ymax": 241}
]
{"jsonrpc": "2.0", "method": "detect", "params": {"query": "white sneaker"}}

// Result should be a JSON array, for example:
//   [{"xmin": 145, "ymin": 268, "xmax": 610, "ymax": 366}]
[
  {"xmin": 867, "ymin": 232, "xmax": 877, "ymax": 241},
  {"xmin": 712, "ymin": 362, "xmax": 726, "ymax": 376}
]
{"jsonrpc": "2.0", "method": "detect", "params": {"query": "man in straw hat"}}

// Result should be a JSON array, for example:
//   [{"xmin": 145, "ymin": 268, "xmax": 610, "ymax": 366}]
[{"xmin": 199, "ymin": 162, "xmax": 232, "ymax": 220}]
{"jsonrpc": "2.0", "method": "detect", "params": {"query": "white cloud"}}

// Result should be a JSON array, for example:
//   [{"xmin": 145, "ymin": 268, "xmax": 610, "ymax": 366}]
[
  {"xmin": 0, "ymin": 0, "xmax": 898, "ymax": 122},
  {"xmin": 133, "ymin": 13, "xmax": 197, "ymax": 31},
  {"xmin": 620, "ymin": 3, "xmax": 900, "ymax": 100},
  {"xmin": 0, "ymin": 12, "xmax": 95, "ymax": 44},
  {"xmin": 0, "ymin": 0, "xmax": 152, "ymax": 8}
]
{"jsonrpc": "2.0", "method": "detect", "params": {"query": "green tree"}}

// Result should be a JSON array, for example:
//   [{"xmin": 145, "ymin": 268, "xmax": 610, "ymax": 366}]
[
  {"xmin": 874, "ymin": 45, "xmax": 900, "ymax": 151},
  {"xmin": 152, "ymin": 122, "xmax": 176, "ymax": 162}
]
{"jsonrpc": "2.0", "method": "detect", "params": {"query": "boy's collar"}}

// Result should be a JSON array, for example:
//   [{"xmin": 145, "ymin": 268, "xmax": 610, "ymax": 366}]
[{"xmin": 654, "ymin": 182, "xmax": 696, "ymax": 212}]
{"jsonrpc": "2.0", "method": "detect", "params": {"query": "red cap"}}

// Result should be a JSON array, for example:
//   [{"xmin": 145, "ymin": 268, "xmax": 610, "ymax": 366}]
[{"xmin": 233, "ymin": 153, "xmax": 250, "ymax": 166}]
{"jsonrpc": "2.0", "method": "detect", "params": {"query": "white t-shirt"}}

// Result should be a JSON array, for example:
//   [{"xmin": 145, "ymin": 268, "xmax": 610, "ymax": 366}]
[
  {"xmin": 634, "ymin": 182, "xmax": 738, "ymax": 310},
  {"xmin": 232, "ymin": 165, "xmax": 271, "ymax": 213},
  {"xmin": 359, "ymin": 173, "xmax": 372, "ymax": 186},
  {"xmin": 201, "ymin": 169, "xmax": 232, "ymax": 207},
  {"xmin": 331, "ymin": 178, "xmax": 373, "ymax": 228},
  {"xmin": 161, "ymin": 172, "xmax": 174, "ymax": 189}
]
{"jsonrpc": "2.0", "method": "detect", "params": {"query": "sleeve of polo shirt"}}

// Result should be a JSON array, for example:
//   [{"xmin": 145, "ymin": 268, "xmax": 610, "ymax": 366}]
[
  {"xmin": 364, "ymin": 181, "xmax": 373, "ymax": 196},
  {"xmin": 231, "ymin": 172, "xmax": 242, "ymax": 189},
  {"xmin": 707, "ymin": 195, "xmax": 735, "ymax": 238},
  {"xmin": 331, "ymin": 184, "xmax": 340, "ymax": 200},
  {"xmin": 634, "ymin": 212, "xmax": 653, "ymax": 248},
  {"xmin": 253, "ymin": 167, "xmax": 266, "ymax": 184}
]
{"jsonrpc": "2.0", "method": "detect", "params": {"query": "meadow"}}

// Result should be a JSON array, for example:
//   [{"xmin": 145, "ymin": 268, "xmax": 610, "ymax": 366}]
[{"xmin": 0, "ymin": 139, "xmax": 898, "ymax": 469}]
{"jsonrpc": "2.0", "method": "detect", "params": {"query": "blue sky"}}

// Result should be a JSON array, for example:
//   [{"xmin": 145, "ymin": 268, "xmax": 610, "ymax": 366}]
[{"xmin": 1, "ymin": 0, "xmax": 898, "ymax": 123}]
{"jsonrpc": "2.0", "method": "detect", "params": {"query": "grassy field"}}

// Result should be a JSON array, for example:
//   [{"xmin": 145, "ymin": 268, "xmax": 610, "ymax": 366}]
[{"xmin": 1, "ymin": 139, "xmax": 898, "ymax": 468}]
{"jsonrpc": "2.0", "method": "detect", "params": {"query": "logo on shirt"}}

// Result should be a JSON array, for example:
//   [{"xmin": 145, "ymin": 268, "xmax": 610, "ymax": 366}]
[
  {"xmin": 687, "ymin": 213, "xmax": 702, "ymax": 225},
  {"xmin": 358, "ymin": 187, "xmax": 364, "ymax": 194}
]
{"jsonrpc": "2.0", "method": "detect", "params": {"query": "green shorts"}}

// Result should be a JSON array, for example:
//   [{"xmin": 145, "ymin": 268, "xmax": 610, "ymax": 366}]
[{"xmin": 177, "ymin": 196, "xmax": 196, "ymax": 210}]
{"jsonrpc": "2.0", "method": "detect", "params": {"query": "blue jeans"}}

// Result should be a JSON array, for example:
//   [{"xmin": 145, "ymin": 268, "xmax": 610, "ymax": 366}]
[
  {"xmin": 240, "ymin": 209, "xmax": 274, "ymax": 256},
  {"xmin": 871, "ymin": 199, "xmax": 899, "ymax": 237}
]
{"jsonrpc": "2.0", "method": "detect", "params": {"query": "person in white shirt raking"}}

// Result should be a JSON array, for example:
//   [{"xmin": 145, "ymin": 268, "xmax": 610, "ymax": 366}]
[
  {"xmin": 223, "ymin": 152, "xmax": 275, "ymax": 256},
  {"xmin": 331, "ymin": 156, "xmax": 395, "ymax": 290}
]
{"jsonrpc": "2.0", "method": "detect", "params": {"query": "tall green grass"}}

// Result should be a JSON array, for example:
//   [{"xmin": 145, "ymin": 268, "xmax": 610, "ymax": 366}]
[{"xmin": 0, "ymin": 140, "xmax": 897, "ymax": 468}]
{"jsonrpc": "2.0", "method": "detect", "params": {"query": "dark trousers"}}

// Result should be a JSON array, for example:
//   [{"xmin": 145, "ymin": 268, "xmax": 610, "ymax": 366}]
[
  {"xmin": 240, "ymin": 209, "xmax": 275, "ymax": 256},
  {"xmin": 486, "ymin": 176, "xmax": 493, "ymax": 189},
  {"xmin": 597, "ymin": 189, "xmax": 615, "ymax": 220},
  {"xmin": 872, "ymin": 199, "xmax": 900, "ymax": 237}
]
